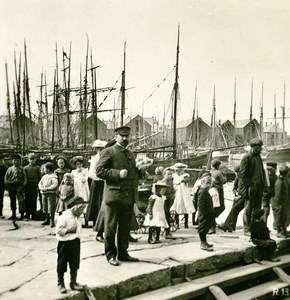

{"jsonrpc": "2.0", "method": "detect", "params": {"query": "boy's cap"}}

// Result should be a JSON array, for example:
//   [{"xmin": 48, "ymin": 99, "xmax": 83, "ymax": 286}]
[
  {"xmin": 114, "ymin": 126, "xmax": 131, "ymax": 136},
  {"xmin": 253, "ymin": 208, "xmax": 264, "ymax": 220},
  {"xmin": 266, "ymin": 161, "xmax": 277, "ymax": 169},
  {"xmin": 279, "ymin": 164, "xmax": 290, "ymax": 176},
  {"xmin": 67, "ymin": 196, "xmax": 87, "ymax": 209},
  {"xmin": 250, "ymin": 138, "xmax": 263, "ymax": 147},
  {"xmin": 11, "ymin": 153, "xmax": 21, "ymax": 160},
  {"xmin": 211, "ymin": 159, "xmax": 221, "ymax": 168},
  {"xmin": 28, "ymin": 153, "xmax": 37, "ymax": 159}
]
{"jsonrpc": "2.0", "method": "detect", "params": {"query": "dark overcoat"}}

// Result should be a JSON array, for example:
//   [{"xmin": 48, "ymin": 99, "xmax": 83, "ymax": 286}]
[{"xmin": 96, "ymin": 143, "xmax": 140, "ymax": 205}]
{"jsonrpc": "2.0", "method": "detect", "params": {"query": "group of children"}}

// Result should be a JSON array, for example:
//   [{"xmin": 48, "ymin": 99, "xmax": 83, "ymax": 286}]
[{"xmin": 2, "ymin": 152, "xmax": 289, "ymax": 293}]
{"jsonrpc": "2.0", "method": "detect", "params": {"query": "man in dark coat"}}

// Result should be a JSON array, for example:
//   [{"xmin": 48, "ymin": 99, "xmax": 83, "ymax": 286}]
[
  {"xmin": 197, "ymin": 174, "xmax": 214, "ymax": 251},
  {"xmin": 262, "ymin": 162, "xmax": 277, "ymax": 225},
  {"xmin": 238, "ymin": 138, "xmax": 266, "ymax": 235},
  {"xmin": 0, "ymin": 156, "xmax": 7, "ymax": 218},
  {"xmin": 96, "ymin": 126, "xmax": 145, "ymax": 266}
]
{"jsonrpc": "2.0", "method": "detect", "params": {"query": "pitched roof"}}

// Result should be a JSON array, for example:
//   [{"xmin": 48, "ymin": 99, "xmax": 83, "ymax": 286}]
[{"xmin": 263, "ymin": 124, "xmax": 285, "ymax": 133}]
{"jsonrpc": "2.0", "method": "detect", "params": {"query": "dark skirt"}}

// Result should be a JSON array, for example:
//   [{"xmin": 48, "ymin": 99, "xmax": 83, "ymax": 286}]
[
  {"xmin": 94, "ymin": 201, "xmax": 139, "ymax": 233},
  {"xmin": 85, "ymin": 180, "xmax": 104, "ymax": 222}
]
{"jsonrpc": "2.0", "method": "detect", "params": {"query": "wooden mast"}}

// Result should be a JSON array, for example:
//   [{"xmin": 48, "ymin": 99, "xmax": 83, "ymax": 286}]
[
  {"xmin": 192, "ymin": 81, "xmax": 197, "ymax": 147},
  {"xmin": 211, "ymin": 85, "xmax": 216, "ymax": 147},
  {"xmin": 24, "ymin": 39, "xmax": 35, "ymax": 147},
  {"xmin": 55, "ymin": 43, "xmax": 63, "ymax": 147},
  {"xmin": 51, "ymin": 70, "xmax": 56, "ymax": 153},
  {"xmin": 44, "ymin": 72, "xmax": 49, "ymax": 142},
  {"xmin": 249, "ymin": 78, "xmax": 253, "ymax": 141},
  {"xmin": 172, "ymin": 25, "xmax": 180, "ymax": 159},
  {"xmin": 260, "ymin": 83, "xmax": 264, "ymax": 139},
  {"xmin": 282, "ymin": 82, "xmax": 286, "ymax": 144},
  {"xmin": 90, "ymin": 49, "xmax": 99, "ymax": 140},
  {"xmin": 5, "ymin": 62, "xmax": 14, "ymax": 143},
  {"xmin": 22, "ymin": 64, "xmax": 26, "ymax": 154},
  {"xmin": 13, "ymin": 82, "xmax": 21, "ymax": 151},
  {"xmin": 14, "ymin": 52, "xmax": 22, "ymax": 151},
  {"xmin": 79, "ymin": 65, "xmax": 83, "ymax": 146},
  {"xmin": 38, "ymin": 71, "xmax": 44, "ymax": 147},
  {"xmin": 83, "ymin": 38, "xmax": 89, "ymax": 150},
  {"xmin": 62, "ymin": 43, "xmax": 72, "ymax": 148},
  {"xmin": 274, "ymin": 93, "xmax": 277, "ymax": 145},
  {"xmin": 233, "ymin": 78, "xmax": 236, "ymax": 145},
  {"xmin": 120, "ymin": 41, "xmax": 126, "ymax": 126}
]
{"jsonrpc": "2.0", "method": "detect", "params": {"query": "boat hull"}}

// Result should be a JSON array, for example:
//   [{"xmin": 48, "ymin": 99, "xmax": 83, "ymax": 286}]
[
  {"xmin": 265, "ymin": 147, "xmax": 290, "ymax": 164},
  {"xmin": 147, "ymin": 151, "xmax": 210, "ymax": 174}
]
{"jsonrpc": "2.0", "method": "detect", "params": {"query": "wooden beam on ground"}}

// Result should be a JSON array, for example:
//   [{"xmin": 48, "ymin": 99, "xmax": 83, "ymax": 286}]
[{"xmin": 209, "ymin": 285, "xmax": 229, "ymax": 300}]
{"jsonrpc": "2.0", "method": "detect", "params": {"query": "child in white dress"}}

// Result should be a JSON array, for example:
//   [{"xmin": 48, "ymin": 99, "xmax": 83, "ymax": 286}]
[
  {"xmin": 70, "ymin": 156, "xmax": 90, "ymax": 226},
  {"xmin": 171, "ymin": 163, "xmax": 195, "ymax": 229},
  {"xmin": 144, "ymin": 181, "xmax": 169, "ymax": 244}
]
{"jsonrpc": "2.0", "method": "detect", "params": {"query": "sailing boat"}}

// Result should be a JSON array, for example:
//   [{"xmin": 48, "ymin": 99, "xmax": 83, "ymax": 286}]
[
  {"xmin": 136, "ymin": 26, "xmax": 212, "ymax": 172},
  {"xmin": 265, "ymin": 83, "xmax": 290, "ymax": 163}
]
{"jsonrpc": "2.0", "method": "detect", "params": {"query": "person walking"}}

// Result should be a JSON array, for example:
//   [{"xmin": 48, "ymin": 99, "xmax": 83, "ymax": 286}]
[
  {"xmin": 209, "ymin": 159, "xmax": 227, "ymax": 234},
  {"xmin": 96, "ymin": 126, "xmax": 146, "ymax": 266},
  {"xmin": 197, "ymin": 173, "xmax": 214, "ymax": 251},
  {"xmin": 262, "ymin": 162, "xmax": 277, "ymax": 225},
  {"xmin": 238, "ymin": 138, "xmax": 266, "ymax": 235},
  {"xmin": 23, "ymin": 153, "xmax": 42, "ymax": 220}
]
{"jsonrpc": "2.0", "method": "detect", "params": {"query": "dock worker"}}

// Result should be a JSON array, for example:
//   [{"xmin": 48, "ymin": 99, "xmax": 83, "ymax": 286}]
[
  {"xmin": 96, "ymin": 126, "xmax": 147, "ymax": 266},
  {"xmin": 238, "ymin": 137, "xmax": 266, "ymax": 235}
]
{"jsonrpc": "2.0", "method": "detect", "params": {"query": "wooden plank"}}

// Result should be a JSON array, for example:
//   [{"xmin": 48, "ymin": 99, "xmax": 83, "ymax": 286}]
[
  {"xmin": 228, "ymin": 280, "xmax": 288, "ymax": 300},
  {"xmin": 126, "ymin": 255, "xmax": 290, "ymax": 300},
  {"xmin": 273, "ymin": 267, "xmax": 290, "ymax": 284},
  {"xmin": 209, "ymin": 285, "xmax": 229, "ymax": 300}
]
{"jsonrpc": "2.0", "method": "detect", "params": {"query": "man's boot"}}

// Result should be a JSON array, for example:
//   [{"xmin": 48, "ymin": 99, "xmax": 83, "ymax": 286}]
[
  {"xmin": 50, "ymin": 213, "xmax": 55, "ymax": 228},
  {"xmin": 70, "ymin": 270, "xmax": 83, "ymax": 291},
  {"xmin": 184, "ymin": 214, "xmax": 189, "ymax": 229},
  {"xmin": 41, "ymin": 214, "xmax": 50, "ymax": 225},
  {"xmin": 57, "ymin": 272, "xmax": 67, "ymax": 294}
]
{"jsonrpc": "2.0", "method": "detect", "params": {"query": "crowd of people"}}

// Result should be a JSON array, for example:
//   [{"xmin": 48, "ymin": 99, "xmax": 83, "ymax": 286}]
[{"xmin": 0, "ymin": 131, "xmax": 289, "ymax": 293}]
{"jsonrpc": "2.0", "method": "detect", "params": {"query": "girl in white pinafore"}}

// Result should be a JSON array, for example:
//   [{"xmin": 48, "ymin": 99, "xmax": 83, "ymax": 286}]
[
  {"xmin": 70, "ymin": 156, "xmax": 90, "ymax": 226},
  {"xmin": 144, "ymin": 181, "xmax": 169, "ymax": 244},
  {"xmin": 171, "ymin": 163, "xmax": 195, "ymax": 229}
]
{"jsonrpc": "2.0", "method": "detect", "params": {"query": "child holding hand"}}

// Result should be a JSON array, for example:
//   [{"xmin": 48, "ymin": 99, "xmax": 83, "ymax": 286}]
[{"xmin": 144, "ymin": 181, "xmax": 169, "ymax": 244}]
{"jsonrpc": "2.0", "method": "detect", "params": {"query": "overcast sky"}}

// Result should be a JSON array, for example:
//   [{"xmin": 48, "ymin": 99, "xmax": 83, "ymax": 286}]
[{"xmin": 1, "ymin": 0, "xmax": 290, "ymax": 133}]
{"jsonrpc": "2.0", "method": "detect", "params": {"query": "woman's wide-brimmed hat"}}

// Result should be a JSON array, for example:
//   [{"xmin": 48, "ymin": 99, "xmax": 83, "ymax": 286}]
[
  {"xmin": 172, "ymin": 162, "xmax": 188, "ymax": 170},
  {"xmin": 70, "ymin": 156, "xmax": 87, "ymax": 168},
  {"xmin": 53, "ymin": 154, "xmax": 69, "ymax": 165},
  {"xmin": 92, "ymin": 139, "xmax": 107, "ymax": 148}
]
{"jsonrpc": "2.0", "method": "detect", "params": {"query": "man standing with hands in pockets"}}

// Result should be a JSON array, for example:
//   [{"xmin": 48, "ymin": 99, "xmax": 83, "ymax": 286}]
[{"xmin": 96, "ymin": 126, "xmax": 146, "ymax": 266}]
